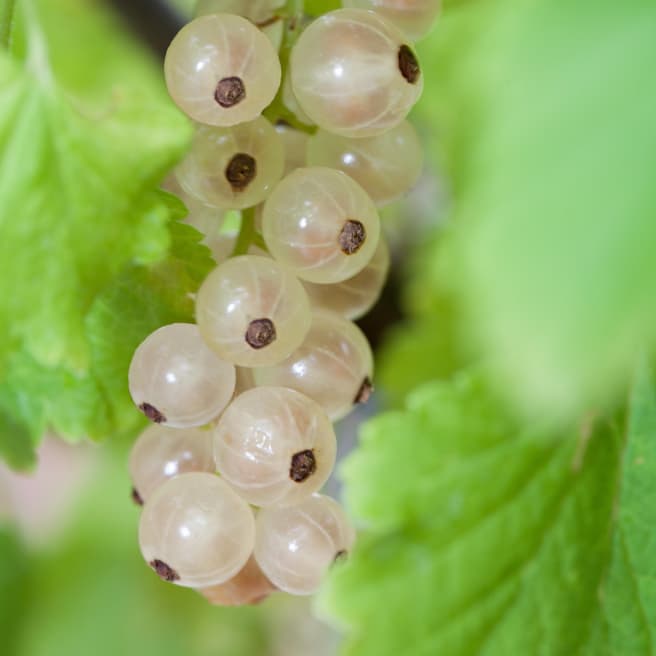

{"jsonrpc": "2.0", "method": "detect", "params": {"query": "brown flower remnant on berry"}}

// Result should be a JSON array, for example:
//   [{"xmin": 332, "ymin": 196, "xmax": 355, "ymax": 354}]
[
  {"xmin": 215, "ymin": 76, "xmax": 246, "ymax": 107},
  {"xmin": 289, "ymin": 449, "xmax": 317, "ymax": 482},
  {"xmin": 245, "ymin": 318, "xmax": 277, "ymax": 349},
  {"xmin": 139, "ymin": 402, "xmax": 166, "ymax": 424},
  {"xmin": 149, "ymin": 559, "xmax": 180, "ymax": 582},
  {"xmin": 398, "ymin": 45, "xmax": 420, "ymax": 84},
  {"xmin": 131, "ymin": 487, "xmax": 144, "ymax": 506},
  {"xmin": 354, "ymin": 376, "xmax": 373, "ymax": 404},
  {"xmin": 334, "ymin": 549, "xmax": 348, "ymax": 564},
  {"xmin": 338, "ymin": 220, "xmax": 366, "ymax": 255},
  {"xmin": 225, "ymin": 153, "xmax": 257, "ymax": 191}
]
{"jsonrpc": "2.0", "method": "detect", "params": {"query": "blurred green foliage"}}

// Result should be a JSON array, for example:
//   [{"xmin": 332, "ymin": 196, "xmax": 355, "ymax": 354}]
[
  {"xmin": 412, "ymin": 0, "xmax": 656, "ymax": 420},
  {"xmin": 2, "ymin": 0, "xmax": 656, "ymax": 654}
]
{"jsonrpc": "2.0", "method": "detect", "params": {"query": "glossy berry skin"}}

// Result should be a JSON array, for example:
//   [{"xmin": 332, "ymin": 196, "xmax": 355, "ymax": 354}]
[
  {"xmin": 176, "ymin": 117, "xmax": 284, "ymax": 210},
  {"xmin": 195, "ymin": 0, "xmax": 286, "ymax": 49},
  {"xmin": 303, "ymin": 236, "xmax": 390, "ymax": 320},
  {"xmin": 275, "ymin": 122, "xmax": 309, "ymax": 175},
  {"xmin": 139, "ymin": 473, "xmax": 255, "ymax": 588},
  {"xmin": 290, "ymin": 9, "xmax": 422, "ymax": 137},
  {"xmin": 128, "ymin": 323, "xmax": 236, "ymax": 428},
  {"xmin": 129, "ymin": 424, "xmax": 214, "ymax": 503},
  {"xmin": 253, "ymin": 311, "xmax": 374, "ymax": 421},
  {"xmin": 196, "ymin": 255, "xmax": 312, "ymax": 367},
  {"xmin": 262, "ymin": 167, "xmax": 380, "ymax": 284},
  {"xmin": 197, "ymin": 556, "xmax": 275, "ymax": 606},
  {"xmin": 213, "ymin": 387, "xmax": 337, "ymax": 507},
  {"xmin": 343, "ymin": 0, "xmax": 441, "ymax": 41},
  {"xmin": 306, "ymin": 121, "xmax": 423, "ymax": 207},
  {"xmin": 164, "ymin": 14, "xmax": 281, "ymax": 126},
  {"xmin": 254, "ymin": 494, "xmax": 355, "ymax": 595}
]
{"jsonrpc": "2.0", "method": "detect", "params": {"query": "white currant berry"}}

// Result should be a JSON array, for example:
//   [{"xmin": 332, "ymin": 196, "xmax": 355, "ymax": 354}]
[
  {"xmin": 128, "ymin": 323, "xmax": 236, "ymax": 427},
  {"xmin": 139, "ymin": 472, "xmax": 255, "ymax": 587},
  {"xmin": 195, "ymin": 0, "xmax": 286, "ymax": 49},
  {"xmin": 164, "ymin": 14, "xmax": 281, "ymax": 126},
  {"xmin": 213, "ymin": 387, "xmax": 336, "ymax": 506},
  {"xmin": 129, "ymin": 425, "xmax": 214, "ymax": 504},
  {"xmin": 306, "ymin": 121, "xmax": 423, "ymax": 207},
  {"xmin": 343, "ymin": 0, "xmax": 441, "ymax": 41},
  {"xmin": 281, "ymin": 72, "xmax": 313, "ymax": 125},
  {"xmin": 254, "ymin": 494, "xmax": 355, "ymax": 595},
  {"xmin": 176, "ymin": 117, "xmax": 284, "ymax": 210},
  {"xmin": 253, "ymin": 311, "xmax": 374, "ymax": 421},
  {"xmin": 197, "ymin": 556, "xmax": 275, "ymax": 606},
  {"xmin": 303, "ymin": 235, "xmax": 389, "ymax": 320},
  {"xmin": 196, "ymin": 255, "xmax": 312, "ymax": 367},
  {"xmin": 262, "ymin": 167, "xmax": 380, "ymax": 284},
  {"xmin": 274, "ymin": 122, "xmax": 309, "ymax": 175},
  {"xmin": 290, "ymin": 9, "xmax": 422, "ymax": 137}
]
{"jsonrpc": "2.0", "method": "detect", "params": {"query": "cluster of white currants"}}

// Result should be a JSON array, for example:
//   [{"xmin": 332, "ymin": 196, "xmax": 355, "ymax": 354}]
[{"xmin": 127, "ymin": 0, "xmax": 437, "ymax": 606}]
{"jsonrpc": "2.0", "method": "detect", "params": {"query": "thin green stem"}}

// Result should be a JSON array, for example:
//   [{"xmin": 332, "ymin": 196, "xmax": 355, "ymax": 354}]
[
  {"xmin": 263, "ymin": 0, "xmax": 316, "ymax": 134},
  {"xmin": 231, "ymin": 207, "xmax": 261, "ymax": 256},
  {"xmin": 0, "ymin": 0, "xmax": 16, "ymax": 49}
]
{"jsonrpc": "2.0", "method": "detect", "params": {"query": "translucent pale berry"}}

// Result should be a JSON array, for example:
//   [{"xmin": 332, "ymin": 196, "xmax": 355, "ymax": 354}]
[
  {"xmin": 196, "ymin": 255, "xmax": 312, "ymax": 367},
  {"xmin": 139, "ymin": 473, "xmax": 255, "ymax": 587},
  {"xmin": 274, "ymin": 122, "xmax": 309, "ymax": 175},
  {"xmin": 306, "ymin": 121, "xmax": 423, "ymax": 207},
  {"xmin": 197, "ymin": 556, "xmax": 275, "ymax": 606},
  {"xmin": 128, "ymin": 323, "xmax": 236, "ymax": 428},
  {"xmin": 213, "ymin": 387, "xmax": 336, "ymax": 506},
  {"xmin": 343, "ymin": 0, "xmax": 441, "ymax": 41},
  {"xmin": 281, "ymin": 72, "xmax": 313, "ymax": 125},
  {"xmin": 290, "ymin": 9, "xmax": 422, "ymax": 137},
  {"xmin": 195, "ymin": 0, "xmax": 286, "ymax": 49},
  {"xmin": 162, "ymin": 174, "xmax": 223, "ymax": 227},
  {"xmin": 262, "ymin": 167, "xmax": 380, "ymax": 284},
  {"xmin": 129, "ymin": 425, "xmax": 214, "ymax": 504},
  {"xmin": 254, "ymin": 494, "xmax": 355, "ymax": 595},
  {"xmin": 176, "ymin": 117, "xmax": 284, "ymax": 210},
  {"xmin": 303, "ymin": 235, "xmax": 390, "ymax": 320},
  {"xmin": 164, "ymin": 14, "xmax": 281, "ymax": 126},
  {"xmin": 253, "ymin": 311, "xmax": 374, "ymax": 421}
]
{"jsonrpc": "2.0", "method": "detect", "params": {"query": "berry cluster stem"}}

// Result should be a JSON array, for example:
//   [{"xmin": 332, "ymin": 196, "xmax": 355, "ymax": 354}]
[
  {"xmin": 263, "ymin": 0, "xmax": 315, "ymax": 134},
  {"xmin": 232, "ymin": 207, "xmax": 267, "ymax": 256}
]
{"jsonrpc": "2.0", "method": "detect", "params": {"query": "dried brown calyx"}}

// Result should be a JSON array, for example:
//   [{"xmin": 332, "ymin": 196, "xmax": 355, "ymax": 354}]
[
  {"xmin": 245, "ymin": 318, "xmax": 277, "ymax": 349},
  {"xmin": 289, "ymin": 449, "xmax": 317, "ymax": 482},
  {"xmin": 131, "ymin": 487, "xmax": 144, "ymax": 506},
  {"xmin": 225, "ymin": 153, "xmax": 257, "ymax": 191},
  {"xmin": 338, "ymin": 220, "xmax": 366, "ymax": 255},
  {"xmin": 398, "ymin": 45, "xmax": 420, "ymax": 84},
  {"xmin": 215, "ymin": 76, "xmax": 246, "ymax": 107},
  {"xmin": 354, "ymin": 376, "xmax": 373, "ymax": 404},
  {"xmin": 149, "ymin": 559, "xmax": 180, "ymax": 582},
  {"xmin": 139, "ymin": 402, "xmax": 166, "ymax": 424}
]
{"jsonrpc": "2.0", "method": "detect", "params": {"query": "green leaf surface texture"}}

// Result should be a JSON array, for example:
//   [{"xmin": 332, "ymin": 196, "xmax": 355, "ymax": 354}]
[
  {"xmin": 321, "ymin": 365, "xmax": 656, "ymax": 655},
  {"xmin": 0, "ymin": 0, "xmax": 196, "ymax": 463}
]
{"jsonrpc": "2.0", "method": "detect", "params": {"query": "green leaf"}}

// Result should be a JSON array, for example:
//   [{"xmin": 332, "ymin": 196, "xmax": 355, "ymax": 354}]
[
  {"xmin": 0, "ymin": 0, "xmax": 195, "ymax": 463},
  {"xmin": 0, "ymin": 46, "xmax": 189, "ymax": 370},
  {"xmin": 319, "ymin": 366, "xmax": 656, "ymax": 655},
  {"xmin": 85, "ymin": 218, "xmax": 215, "ymax": 440},
  {"xmin": 428, "ymin": 0, "xmax": 656, "ymax": 418}
]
